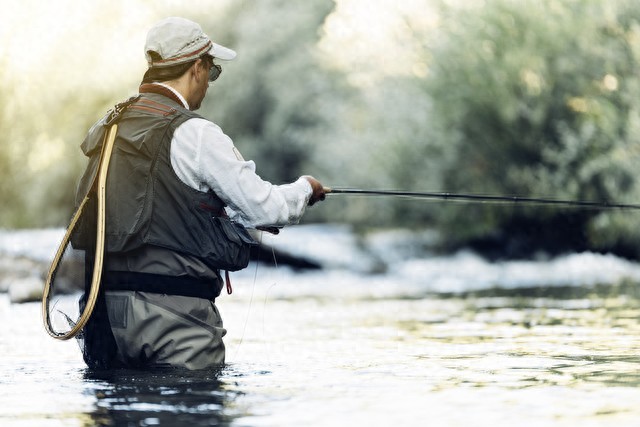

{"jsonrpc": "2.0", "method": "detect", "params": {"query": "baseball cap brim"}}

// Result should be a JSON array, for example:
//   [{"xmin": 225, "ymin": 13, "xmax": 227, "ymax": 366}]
[{"xmin": 209, "ymin": 42, "xmax": 236, "ymax": 61}]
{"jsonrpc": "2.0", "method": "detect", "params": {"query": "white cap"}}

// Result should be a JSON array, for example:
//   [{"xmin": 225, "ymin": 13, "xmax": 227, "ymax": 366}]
[{"xmin": 144, "ymin": 17, "xmax": 236, "ymax": 68}]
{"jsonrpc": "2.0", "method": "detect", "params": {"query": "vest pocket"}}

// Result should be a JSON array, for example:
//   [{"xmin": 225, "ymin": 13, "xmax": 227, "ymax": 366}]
[
  {"xmin": 207, "ymin": 217, "xmax": 258, "ymax": 271},
  {"xmin": 218, "ymin": 217, "xmax": 258, "ymax": 245}
]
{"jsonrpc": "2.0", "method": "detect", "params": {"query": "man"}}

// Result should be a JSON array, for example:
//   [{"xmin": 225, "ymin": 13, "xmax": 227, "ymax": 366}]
[{"xmin": 75, "ymin": 17, "xmax": 326, "ymax": 370}]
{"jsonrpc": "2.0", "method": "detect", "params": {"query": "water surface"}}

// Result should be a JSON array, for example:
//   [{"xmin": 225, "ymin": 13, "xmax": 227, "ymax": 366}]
[{"xmin": 1, "ymin": 268, "xmax": 640, "ymax": 426}]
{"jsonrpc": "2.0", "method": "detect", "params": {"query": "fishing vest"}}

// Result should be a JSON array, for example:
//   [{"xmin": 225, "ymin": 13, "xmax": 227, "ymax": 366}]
[{"xmin": 73, "ymin": 92, "xmax": 227, "ymax": 299}]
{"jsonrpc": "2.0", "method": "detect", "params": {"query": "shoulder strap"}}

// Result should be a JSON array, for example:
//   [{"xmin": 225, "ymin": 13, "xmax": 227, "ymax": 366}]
[{"xmin": 105, "ymin": 95, "xmax": 141, "ymax": 125}]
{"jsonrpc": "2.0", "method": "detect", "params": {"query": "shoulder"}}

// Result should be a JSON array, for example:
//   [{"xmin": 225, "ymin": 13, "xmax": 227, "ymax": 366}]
[
  {"xmin": 177, "ymin": 118, "xmax": 230, "ymax": 141},
  {"xmin": 81, "ymin": 116, "xmax": 108, "ymax": 156},
  {"xmin": 182, "ymin": 117, "xmax": 223, "ymax": 131}
]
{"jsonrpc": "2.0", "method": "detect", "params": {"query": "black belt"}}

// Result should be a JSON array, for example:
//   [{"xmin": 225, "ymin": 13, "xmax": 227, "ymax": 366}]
[{"xmin": 103, "ymin": 271, "xmax": 220, "ymax": 300}]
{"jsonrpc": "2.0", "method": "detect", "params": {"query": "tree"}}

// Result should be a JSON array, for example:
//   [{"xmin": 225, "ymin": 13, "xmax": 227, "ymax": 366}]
[
  {"xmin": 0, "ymin": 73, "xmax": 20, "ymax": 226},
  {"xmin": 421, "ymin": 0, "xmax": 640, "ymax": 257},
  {"xmin": 199, "ymin": 0, "xmax": 339, "ymax": 184}
]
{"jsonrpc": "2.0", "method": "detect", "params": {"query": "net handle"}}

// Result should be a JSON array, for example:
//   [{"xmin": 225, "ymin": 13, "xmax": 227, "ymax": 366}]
[{"xmin": 42, "ymin": 124, "xmax": 119, "ymax": 340}]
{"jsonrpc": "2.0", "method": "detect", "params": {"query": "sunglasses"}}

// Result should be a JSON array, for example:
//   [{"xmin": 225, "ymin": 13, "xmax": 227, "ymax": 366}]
[{"xmin": 203, "ymin": 55, "xmax": 222, "ymax": 82}]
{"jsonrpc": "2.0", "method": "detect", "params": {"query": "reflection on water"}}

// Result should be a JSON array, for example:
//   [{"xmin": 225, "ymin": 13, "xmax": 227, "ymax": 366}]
[
  {"xmin": 84, "ymin": 368, "xmax": 236, "ymax": 426},
  {"xmin": 1, "ymin": 282, "xmax": 640, "ymax": 426},
  {"xmin": 399, "ymin": 295, "xmax": 640, "ymax": 393}
]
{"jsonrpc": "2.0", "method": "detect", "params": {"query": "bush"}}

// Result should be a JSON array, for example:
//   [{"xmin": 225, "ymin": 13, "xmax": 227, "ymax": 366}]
[{"xmin": 420, "ymin": 0, "xmax": 640, "ymax": 258}]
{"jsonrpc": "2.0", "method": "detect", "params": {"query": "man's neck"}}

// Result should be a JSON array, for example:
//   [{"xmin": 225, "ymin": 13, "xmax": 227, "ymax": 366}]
[{"xmin": 151, "ymin": 82, "xmax": 190, "ymax": 109}]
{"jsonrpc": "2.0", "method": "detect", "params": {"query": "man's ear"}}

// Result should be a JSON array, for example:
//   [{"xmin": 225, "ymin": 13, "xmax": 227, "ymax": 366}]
[
  {"xmin": 187, "ymin": 61, "xmax": 198, "ymax": 81},
  {"xmin": 190, "ymin": 59, "xmax": 204, "ymax": 81}
]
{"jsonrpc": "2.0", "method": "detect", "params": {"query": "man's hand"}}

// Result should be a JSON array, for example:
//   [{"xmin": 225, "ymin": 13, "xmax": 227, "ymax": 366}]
[{"xmin": 303, "ymin": 175, "xmax": 327, "ymax": 206}]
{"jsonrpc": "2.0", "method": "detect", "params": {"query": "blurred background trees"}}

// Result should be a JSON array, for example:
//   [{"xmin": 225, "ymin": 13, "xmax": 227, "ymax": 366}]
[
  {"xmin": 4, "ymin": 0, "xmax": 640, "ymax": 259},
  {"xmin": 200, "ymin": 0, "xmax": 340, "ymax": 184},
  {"xmin": 422, "ymin": 0, "xmax": 640, "ymax": 257}
]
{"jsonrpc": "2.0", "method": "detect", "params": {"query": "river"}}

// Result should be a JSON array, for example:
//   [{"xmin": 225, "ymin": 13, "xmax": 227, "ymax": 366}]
[{"xmin": 1, "ymin": 227, "xmax": 640, "ymax": 426}]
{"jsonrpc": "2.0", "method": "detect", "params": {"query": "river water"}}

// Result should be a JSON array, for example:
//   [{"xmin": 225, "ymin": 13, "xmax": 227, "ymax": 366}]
[
  {"xmin": 2, "ymin": 262, "xmax": 640, "ymax": 427},
  {"xmin": 2, "ymin": 226, "xmax": 640, "ymax": 426}
]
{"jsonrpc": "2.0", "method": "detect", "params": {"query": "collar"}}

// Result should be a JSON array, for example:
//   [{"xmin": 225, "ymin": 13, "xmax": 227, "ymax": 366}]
[{"xmin": 139, "ymin": 82, "xmax": 190, "ymax": 109}]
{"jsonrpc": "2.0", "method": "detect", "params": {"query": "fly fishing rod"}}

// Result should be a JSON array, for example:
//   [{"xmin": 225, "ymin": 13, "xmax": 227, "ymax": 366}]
[{"xmin": 324, "ymin": 188, "xmax": 640, "ymax": 211}]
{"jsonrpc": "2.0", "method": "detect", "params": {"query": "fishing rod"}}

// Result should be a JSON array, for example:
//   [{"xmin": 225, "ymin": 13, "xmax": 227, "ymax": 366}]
[{"xmin": 324, "ymin": 188, "xmax": 640, "ymax": 211}]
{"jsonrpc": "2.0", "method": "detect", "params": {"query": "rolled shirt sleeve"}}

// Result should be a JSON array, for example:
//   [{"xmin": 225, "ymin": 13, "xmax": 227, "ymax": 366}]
[{"xmin": 170, "ymin": 118, "xmax": 312, "ymax": 228}]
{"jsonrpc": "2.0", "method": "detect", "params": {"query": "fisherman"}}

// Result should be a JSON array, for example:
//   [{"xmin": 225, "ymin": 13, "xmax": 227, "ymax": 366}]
[{"xmin": 74, "ymin": 17, "xmax": 326, "ymax": 369}]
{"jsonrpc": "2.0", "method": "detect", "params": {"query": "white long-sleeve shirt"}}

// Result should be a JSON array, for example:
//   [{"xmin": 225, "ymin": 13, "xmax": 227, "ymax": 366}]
[{"xmin": 158, "ymin": 84, "xmax": 312, "ymax": 228}]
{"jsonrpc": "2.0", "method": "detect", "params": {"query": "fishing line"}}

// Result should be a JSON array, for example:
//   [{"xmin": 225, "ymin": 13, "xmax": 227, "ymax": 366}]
[
  {"xmin": 232, "ymin": 231, "xmax": 262, "ymax": 361},
  {"xmin": 263, "ymin": 245, "xmax": 279, "ymax": 335},
  {"xmin": 261, "ymin": 245, "xmax": 280, "ymax": 364},
  {"xmin": 326, "ymin": 188, "xmax": 640, "ymax": 210}
]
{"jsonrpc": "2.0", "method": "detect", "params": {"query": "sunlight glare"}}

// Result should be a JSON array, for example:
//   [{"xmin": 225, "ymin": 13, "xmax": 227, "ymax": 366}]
[
  {"xmin": 319, "ymin": 0, "xmax": 437, "ymax": 86},
  {"xmin": 0, "ymin": 0, "xmax": 232, "ymax": 174}
]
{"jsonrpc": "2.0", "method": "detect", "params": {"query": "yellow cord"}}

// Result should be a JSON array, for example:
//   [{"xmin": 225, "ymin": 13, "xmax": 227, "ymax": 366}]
[{"xmin": 42, "ymin": 124, "xmax": 118, "ymax": 340}]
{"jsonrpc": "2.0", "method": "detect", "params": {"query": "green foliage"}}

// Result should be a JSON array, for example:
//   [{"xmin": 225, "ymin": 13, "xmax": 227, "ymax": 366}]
[
  {"xmin": 421, "ymin": 0, "xmax": 640, "ymax": 256},
  {"xmin": 0, "ymin": 79, "xmax": 120, "ymax": 228},
  {"xmin": 200, "ymin": 0, "xmax": 338, "ymax": 184},
  {"xmin": 0, "ymin": 73, "xmax": 20, "ymax": 226}
]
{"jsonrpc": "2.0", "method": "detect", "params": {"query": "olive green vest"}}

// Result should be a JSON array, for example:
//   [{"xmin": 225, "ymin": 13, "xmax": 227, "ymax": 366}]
[{"xmin": 74, "ymin": 92, "xmax": 226, "ymax": 298}]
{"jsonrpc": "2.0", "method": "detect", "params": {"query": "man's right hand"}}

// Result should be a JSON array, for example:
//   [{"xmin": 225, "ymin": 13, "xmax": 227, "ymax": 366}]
[{"xmin": 303, "ymin": 176, "xmax": 327, "ymax": 206}]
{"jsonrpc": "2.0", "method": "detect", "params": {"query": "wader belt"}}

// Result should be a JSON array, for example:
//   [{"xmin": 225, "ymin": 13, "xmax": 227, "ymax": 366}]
[{"xmin": 103, "ymin": 271, "xmax": 220, "ymax": 300}]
